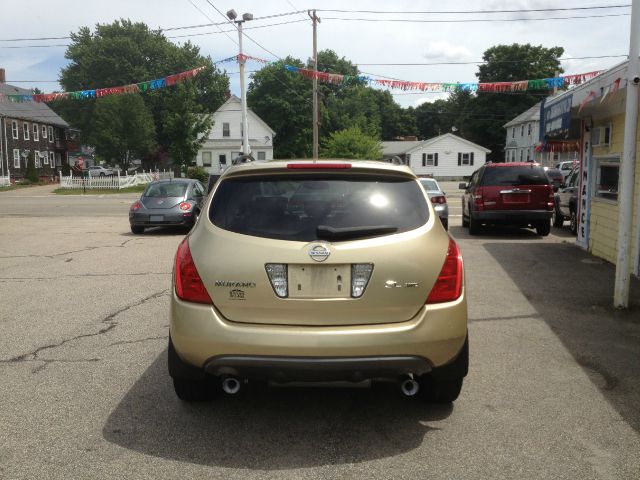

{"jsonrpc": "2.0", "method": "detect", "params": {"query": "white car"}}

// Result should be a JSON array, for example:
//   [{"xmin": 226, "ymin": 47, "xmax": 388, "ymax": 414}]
[
  {"xmin": 86, "ymin": 166, "xmax": 116, "ymax": 176},
  {"xmin": 554, "ymin": 161, "xmax": 576, "ymax": 181}
]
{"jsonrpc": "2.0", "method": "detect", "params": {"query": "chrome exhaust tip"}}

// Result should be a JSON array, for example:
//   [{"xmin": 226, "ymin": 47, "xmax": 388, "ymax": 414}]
[
  {"xmin": 221, "ymin": 376, "xmax": 242, "ymax": 395},
  {"xmin": 400, "ymin": 376, "xmax": 419, "ymax": 396}
]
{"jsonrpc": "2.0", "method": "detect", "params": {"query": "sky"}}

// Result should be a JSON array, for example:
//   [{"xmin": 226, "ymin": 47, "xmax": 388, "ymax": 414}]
[{"xmin": 0, "ymin": 0, "xmax": 632, "ymax": 109}]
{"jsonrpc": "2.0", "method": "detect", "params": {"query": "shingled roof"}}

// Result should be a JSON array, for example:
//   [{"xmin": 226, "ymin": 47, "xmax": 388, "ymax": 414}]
[{"xmin": 0, "ymin": 83, "xmax": 69, "ymax": 127}]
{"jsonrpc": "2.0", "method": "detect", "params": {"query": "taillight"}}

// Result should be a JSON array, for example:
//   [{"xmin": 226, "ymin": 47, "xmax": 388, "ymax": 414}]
[
  {"xmin": 431, "ymin": 195, "xmax": 447, "ymax": 205},
  {"xmin": 179, "ymin": 202, "xmax": 192, "ymax": 211},
  {"xmin": 547, "ymin": 189, "xmax": 555, "ymax": 210},
  {"xmin": 130, "ymin": 201, "xmax": 141, "ymax": 211},
  {"xmin": 473, "ymin": 187, "xmax": 484, "ymax": 211},
  {"xmin": 426, "ymin": 238, "xmax": 463, "ymax": 304},
  {"xmin": 174, "ymin": 237, "xmax": 212, "ymax": 304}
]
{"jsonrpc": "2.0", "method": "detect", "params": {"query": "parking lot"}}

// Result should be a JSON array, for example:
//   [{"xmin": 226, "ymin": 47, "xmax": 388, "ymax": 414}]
[{"xmin": 1, "ymin": 185, "xmax": 639, "ymax": 479}]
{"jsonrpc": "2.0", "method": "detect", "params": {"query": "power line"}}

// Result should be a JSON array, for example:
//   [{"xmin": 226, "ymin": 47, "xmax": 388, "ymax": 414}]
[
  {"xmin": 167, "ymin": 19, "xmax": 307, "ymax": 39},
  {"xmin": 321, "ymin": 13, "xmax": 630, "ymax": 23},
  {"xmin": 185, "ymin": 0, "xmax": 237, "ymax": 46},
  {"xmin": 317, "ymin": 5, "xmax": 630, "ymax": 15}
]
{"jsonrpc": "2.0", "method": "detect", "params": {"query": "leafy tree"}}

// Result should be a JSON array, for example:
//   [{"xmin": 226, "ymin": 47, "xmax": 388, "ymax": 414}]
[
  {"xmin": 321, "ymin": 127, "xmax": 382, "ymax": 160},
  {"xmin": 247, "ymin": 57, "xmax": 313, "ymax": 158},
  {"xmin": 25, "ymin": 154, "xmax": 39, "ymax": 183},
  {"xmin": 90, "ymin": 94, "xmax": 155, "ymax": 171},
  {"xmin": 50, "ymin": 19, "xmax": 228, "ymax": 167},
  {"xmin": 186, "ymin": 166, "xmax": 208, "ymax": 183}
]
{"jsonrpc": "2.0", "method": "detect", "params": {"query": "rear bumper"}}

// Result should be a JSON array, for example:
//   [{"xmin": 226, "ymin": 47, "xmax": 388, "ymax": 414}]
[
  {"xmin": 129, "ymin": 211, "xmax": 193, "ymax": 227},
  {"xmin": 170, "ymin": 289, "xmax": 468, "ymax": 379},
  {"xmin": 474, "ymin": 209, "xmax": 552, "ymax": 224}
]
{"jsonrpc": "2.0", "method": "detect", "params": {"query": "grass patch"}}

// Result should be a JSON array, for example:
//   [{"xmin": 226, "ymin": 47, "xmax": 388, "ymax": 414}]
[
  {"xmin": 0, "ymin": 182, "xmax": 50, "ymax": 192},
  {"xmin": 53, "ymin": 185, "xmax": 147, "ymax": 195}
]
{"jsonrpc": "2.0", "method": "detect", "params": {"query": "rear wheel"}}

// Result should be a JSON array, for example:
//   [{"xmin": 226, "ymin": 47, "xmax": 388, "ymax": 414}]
[
  {"xmin": 552, "ymin": 205, "xmax": 564, "ymax": 227},
  {"xmin": 570, "ymin": 209, "xmax": 578, "ymax": 235},
  {"xmin": 468, "ymin": 213, "xmax": 481, "ymax": 235},
  {"xmin": 462, "ymin": 214, "xmax": 469, "ymax": 228},
  {"xmin": 173, "ymin": 378, "xmax": 216, "ymax": 402},
  {"xmin": 536, "ymin": 220, "xmax": 551, "ymax": 236},
  {"xmin": 130, "ymin": 225, "xmax": 145, "ymax": 234},
  {"xmin": 418, "ymin": 376, "xmax": 463, "ymax": 403}
]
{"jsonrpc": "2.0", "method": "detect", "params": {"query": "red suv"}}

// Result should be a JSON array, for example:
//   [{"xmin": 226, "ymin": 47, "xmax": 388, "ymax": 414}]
[{"xmin": 460, "ymin": 163, "xmax": 554, "ymax": 236}]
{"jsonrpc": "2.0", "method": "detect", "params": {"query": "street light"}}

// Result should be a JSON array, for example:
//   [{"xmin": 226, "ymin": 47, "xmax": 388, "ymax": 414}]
[{"xmin": 228, "ymin": 9, "xmax": 252, "ymax": 159}]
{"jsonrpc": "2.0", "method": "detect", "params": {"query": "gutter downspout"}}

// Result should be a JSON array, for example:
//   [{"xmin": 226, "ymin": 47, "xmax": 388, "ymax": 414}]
[
  {"xmin": 3, "ymin": 116, "xmax": 9, "ymax": 182},
  {"xmin": 614, "ymin": 0, "xmax": 640, "ymax": 308}
]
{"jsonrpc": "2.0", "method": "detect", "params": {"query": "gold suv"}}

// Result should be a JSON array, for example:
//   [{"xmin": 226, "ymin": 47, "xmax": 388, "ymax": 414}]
[{"xmin": 169, "ymin": 160, "xmax": 468, "ymax": 403}]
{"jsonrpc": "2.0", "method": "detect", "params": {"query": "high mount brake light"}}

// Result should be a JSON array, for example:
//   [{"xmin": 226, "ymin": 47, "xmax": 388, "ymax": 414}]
[
  {"xmin": 287, "ymin": 163, "xmax": 352, "ymax": 169},
  {"xmin": 174, "ymin": 237, "xmax": 213, "ymax": 305},
  {"xmin": 426, "ymin": 238, "xmax": 463, "ymax": 304}
]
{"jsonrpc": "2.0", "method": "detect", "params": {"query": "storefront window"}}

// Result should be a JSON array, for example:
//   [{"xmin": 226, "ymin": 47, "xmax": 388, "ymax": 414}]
[{"xmin": 594, "ymin": 157, "xmax": 619, "ymax": 201}]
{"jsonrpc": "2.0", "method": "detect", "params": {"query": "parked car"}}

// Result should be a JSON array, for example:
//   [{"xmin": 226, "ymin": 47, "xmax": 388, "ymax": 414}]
[
  {"xmin": 419, "ymin": 177, "xmax": 449, "ymax": 230},
  {"xmin": 552, "ymin": 167, "xmax": 579, "ymax": 234},
  {"xmin": 555, "ymin": 161, "xmax": 577, "ymax": 181},
  {"xmin": 543, "ymin": 167, "xmax": 564, "ymax": 190},
  {"xmin": 169, "ymin": 160, "xmax": 468, "ymax": 403},
  {"xmin": 129, "ymin": 179, "xmax": 206, "ymax": 234},
  {"xmin": 460, "ymin": 162, "xmax": 554, "ymax": 236},
  {"xmin": 85, "ymin": 165, "xmax": 116, "ymax": 176}
]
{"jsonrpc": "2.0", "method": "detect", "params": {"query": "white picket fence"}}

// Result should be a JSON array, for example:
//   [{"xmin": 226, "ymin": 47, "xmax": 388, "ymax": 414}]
[
  {"xmin": 0, "ymin": 174, "xmax": 10, "ymax": 187},
  {"xmin": 59, "ymin": 170, "xmax": 174, "ymax": 190}
]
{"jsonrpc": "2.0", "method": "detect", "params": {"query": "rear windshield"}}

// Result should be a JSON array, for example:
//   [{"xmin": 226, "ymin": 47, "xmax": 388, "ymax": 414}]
[
  {"xmin": 209, "ymin": 174, "xmax": 429, "ymax": 241},
  {"xmin": 144, "ymin": 183, "xmax": 188, "ymax": 197},
  {"xmin": 481, "ymin": 166, "xmax": 550, "ymax": 186},
  {"xmin": 419, "ymin": 179, "xmax": 439, "ymax": 191}
]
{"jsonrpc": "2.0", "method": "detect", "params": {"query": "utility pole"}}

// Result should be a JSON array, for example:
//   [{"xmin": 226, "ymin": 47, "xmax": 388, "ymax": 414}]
[
  {"xmin": 227, "ymin": 9, "xmax": 253, "ymax": 159},
  {"xmin": 309, "ymin": 10, "xmax": 320, "ymax": 160},
  {"xmin": 614, "ymin": 0, "xmax": 640, "ymax": 308}
]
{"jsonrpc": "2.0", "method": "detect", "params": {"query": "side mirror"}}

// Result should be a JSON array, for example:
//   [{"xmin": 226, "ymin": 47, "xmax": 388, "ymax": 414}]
[{"xmin": 458, "ymin": 182, "xmax": 468, "ymax": 190}]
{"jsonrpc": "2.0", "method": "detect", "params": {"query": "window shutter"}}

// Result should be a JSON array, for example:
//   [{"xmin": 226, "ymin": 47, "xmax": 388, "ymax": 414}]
[
  {"xmin": 470, "ymin": 152, "xmax": 474, "ymax": 166},
  {"xmin": 458, "ymin": 153, "xmax": 462, "ymax": 166},
  {"xmin": 434, "ymin": 153, "xmax": 438, "ymax": 166},
  {"xmin": 422, "ymin": 153, "xmax": 426, "ymax": 167}
]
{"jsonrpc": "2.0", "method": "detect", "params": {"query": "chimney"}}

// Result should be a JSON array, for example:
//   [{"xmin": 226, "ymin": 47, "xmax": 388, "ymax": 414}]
[{"xmin": 0, "ymin": 68, "xmax": 5, "ymax": 83}]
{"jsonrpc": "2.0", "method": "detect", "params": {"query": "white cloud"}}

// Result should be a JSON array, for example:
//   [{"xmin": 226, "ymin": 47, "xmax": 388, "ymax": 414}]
[
  {"xmin": 413, "ymin": 92, "xmax": 450, "ymax": 107},
  {"xmin": 422, "ymin": 41, "xmax": 472, "ymax": 61}
]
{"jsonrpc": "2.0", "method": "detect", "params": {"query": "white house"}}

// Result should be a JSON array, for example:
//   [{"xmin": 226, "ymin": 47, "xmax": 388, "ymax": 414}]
[
  {"xmin": 503, "ymin": 102, "xmax": 576, "ymax": 166},
  {"xmin": 196, "ymin": 95, "xmax": 275, "ymax": 173},
  {"xmin": 382, "ymin": 133, "xmax": 490, "ymax": 179}
]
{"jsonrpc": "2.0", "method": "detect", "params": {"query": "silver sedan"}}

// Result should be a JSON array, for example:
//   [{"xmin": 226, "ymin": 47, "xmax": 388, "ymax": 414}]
[{"xmin": 419, "ymin": 178, "xmax": 449, "ymax": 230}]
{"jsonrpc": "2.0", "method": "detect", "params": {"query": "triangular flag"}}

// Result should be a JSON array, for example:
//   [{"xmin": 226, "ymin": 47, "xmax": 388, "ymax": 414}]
[{"xmin": 600, "ymin": 85, "xmax": 611, "ymax": 104}]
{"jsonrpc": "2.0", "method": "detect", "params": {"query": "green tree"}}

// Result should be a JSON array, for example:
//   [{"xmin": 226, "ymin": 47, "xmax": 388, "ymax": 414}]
[
  {"xmin": 321, "ymin": 127, "xmax": 382, "ymax": 160},
  {"xmin": 90, "ymin": 94, "xmax": 156, "ymax": 171},
  {"xmin": 50, "ymin": 19, "xmax": 228, "ymax": 166}
]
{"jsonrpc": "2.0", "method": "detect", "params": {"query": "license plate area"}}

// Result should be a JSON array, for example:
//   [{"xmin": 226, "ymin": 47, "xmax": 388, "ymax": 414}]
[
  {"xmin": 149, "ymin": 215, "xmax": 164, "ymax": 222},
  {"xmin": 501, "ymin": 193, "xmax": 530, "ymax": 204},
  {"xmin": 288, "ymin": 264, "xmax": 351, "ymax": 298}
]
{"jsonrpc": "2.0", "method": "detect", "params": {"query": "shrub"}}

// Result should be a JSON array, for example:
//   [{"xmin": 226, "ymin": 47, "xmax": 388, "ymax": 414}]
[{"xmin": 186, "ymin": 166, "xmax": 208, "ymax": 183}]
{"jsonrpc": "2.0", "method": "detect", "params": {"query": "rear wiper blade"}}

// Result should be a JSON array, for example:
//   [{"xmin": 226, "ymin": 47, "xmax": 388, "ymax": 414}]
[{"xmin": 316, "ymin": 225, "xmax": 398, "ymax": 240}]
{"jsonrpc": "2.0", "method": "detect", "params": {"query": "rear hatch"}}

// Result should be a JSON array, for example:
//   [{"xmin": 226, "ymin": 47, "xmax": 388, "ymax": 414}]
[
  {"xmin": 191, "ymin": 165, "xmax": 450, "ymax": 326},
  {"xmin": 141, "ymin": 182, "xmax": 187, "ymax": 209},
  {"xmin": 479, "ymin": 165, "xmax": 551, "ymax": 211}
]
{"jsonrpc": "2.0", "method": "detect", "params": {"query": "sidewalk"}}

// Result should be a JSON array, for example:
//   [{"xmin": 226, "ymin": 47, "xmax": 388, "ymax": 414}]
[{"xmin": 0, "ymin": 183, "xmax": 58, "ymax": 196}]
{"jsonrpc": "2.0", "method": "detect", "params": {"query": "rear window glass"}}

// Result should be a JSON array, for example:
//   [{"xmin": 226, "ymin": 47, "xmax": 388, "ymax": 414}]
[
  {"xmin": 481, "ymin": 166, "xmax": 550, "ymax": 186},
  {"xmin": 209, "ymin": 174, "xmax": 429, "ymax": 241},
  {"xmin": 144, "ymin": 183, "xmax": 188, "ymax": 197},
  {"xmin": 419, "ymin": 179, "xmax": 439, "ymax": 191}
]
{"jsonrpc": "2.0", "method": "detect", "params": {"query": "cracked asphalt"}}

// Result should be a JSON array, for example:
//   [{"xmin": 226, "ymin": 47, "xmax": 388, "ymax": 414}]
[{"xmin": 1, "ymin": 184, "xmax": 639, "ymax": 480}]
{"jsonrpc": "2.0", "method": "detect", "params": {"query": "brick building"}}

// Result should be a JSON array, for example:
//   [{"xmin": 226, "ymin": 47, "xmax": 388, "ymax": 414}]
[{"xmin": 0, "ymin": 69, "xmax": 75, "ymax": 182}]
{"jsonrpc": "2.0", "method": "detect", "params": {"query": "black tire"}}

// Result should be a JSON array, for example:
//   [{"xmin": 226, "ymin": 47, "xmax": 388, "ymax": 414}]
[
  {"xmin": 468, "ymin": 213, "xmax": 481, "ymax": 235},
  {"xmin": 569, "ymin": 209, "xmax": 578, "ymax": 235},
  {"xmin": 536, "ymin": 220, "xmax": 551, "ymax": 236},
  {"xmin": 173, "ymin": 378, "xmax": 216, "ymax": 402},
  {"xmin": 418, "ymin": 376, "xmax": 464, "ymax": 403},
  {"xmin": 552, "ymin": 205, "xmax": 564, "ymax": 227},
  {"xmin": 462, "ymin": 214, "xmax": 469, "ymax": 228},
  {"xmin": 130, "ymin": 225, "xmax": 145, "ymax": 234},
  {"xmin": 440, "ymin": 217, "xmax": 449, "ymax": 230},
  {"xmin": 99, "ymin": 172, "xmax": 105, "ymax": 177}
]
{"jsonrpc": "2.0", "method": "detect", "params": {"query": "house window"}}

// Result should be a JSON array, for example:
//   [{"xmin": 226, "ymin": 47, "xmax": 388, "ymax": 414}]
[
  {"xmin": 461, "ymin": 153, "xmax": 470, "ymax": 165},
  {"xmin": 35, "ymin": 150, "xmax": 41, "ymax": 167},
  {"xmin": 520, "ymin": 150, "xmax": 523, "ymax": 161},
  {"xmin": 33, "ymin": 124, "xmax": 39, "ymax": 141},
  {"xmin": 13, "ymin": 149, "xmax": 20, "ymax": 168},
  {"xmin": 12, "ymin": 121, "xmax": 19, "ymax": 139},
  {"xmin": 223, "ymin": 123, "xmax": 230, "ymax": 137},
  {"xmin": 48, "ymin": 126, "xmax": 54, "ymax": 142},
  {"xmin": 257, "ymin": 151, "xmax": 266, "ymax": 161},
  {"xmin": 50, "ymin": 152, "xmax": 55, "ymax": 166},
  {"xmin": 427, "ymin": 154, "xmax": 436, "ymax": 166},
  {"xmin": 553, "ymin": 153, "xmax": 560, "ymax": 161},
  {"xmin": 42, "ymin": 125, "xmax": 47, "ymax": 139},
  {"xmin": 527, "ymin": 123, "xmax": 531, "ymax": 136},
  {"xmin": 56, "ymin": 152, "xmax": 61, "ymax": 166},
  {"xmin": 202, "ymin": 151, "xmax": 212, "ymax": 167},
  {"xmin": 526, "ymin": 151, "xmax": 530, "ymax": 162},
  {"xmin": 521, "ymin": 125, "xmax": 524, "ymax": 137},
  {"xmin": 219, "ymin": 154, "xmax": 227, "ymax": 165},
  {"xmin": 512, "ymin": 127, "xmax": 515, "ymax": 138},
  {"xmin": 23, "ymin": 122, "xmax": 30, "ymax": 140},
  {"xmin": 594, "ymin": 156, "xmax": 619, "ymax": 201}
]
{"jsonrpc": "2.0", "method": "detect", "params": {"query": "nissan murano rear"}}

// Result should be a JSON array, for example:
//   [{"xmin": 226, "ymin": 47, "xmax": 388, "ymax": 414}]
[{"xmin": 169, "ymin": 160, "xmax": 468, "ymax": 403}]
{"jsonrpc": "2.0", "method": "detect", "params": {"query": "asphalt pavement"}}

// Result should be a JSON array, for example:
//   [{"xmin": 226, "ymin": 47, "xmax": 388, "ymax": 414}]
[{"xmin": 0, "ymin": 184, "xmax": 639, "ymax": 479}]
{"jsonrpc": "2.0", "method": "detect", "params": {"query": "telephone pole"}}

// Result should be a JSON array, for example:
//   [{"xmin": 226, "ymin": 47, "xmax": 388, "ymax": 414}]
[{"xmin": 309, "ymin": 10, "xmax": 320, "ymax": 160}]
